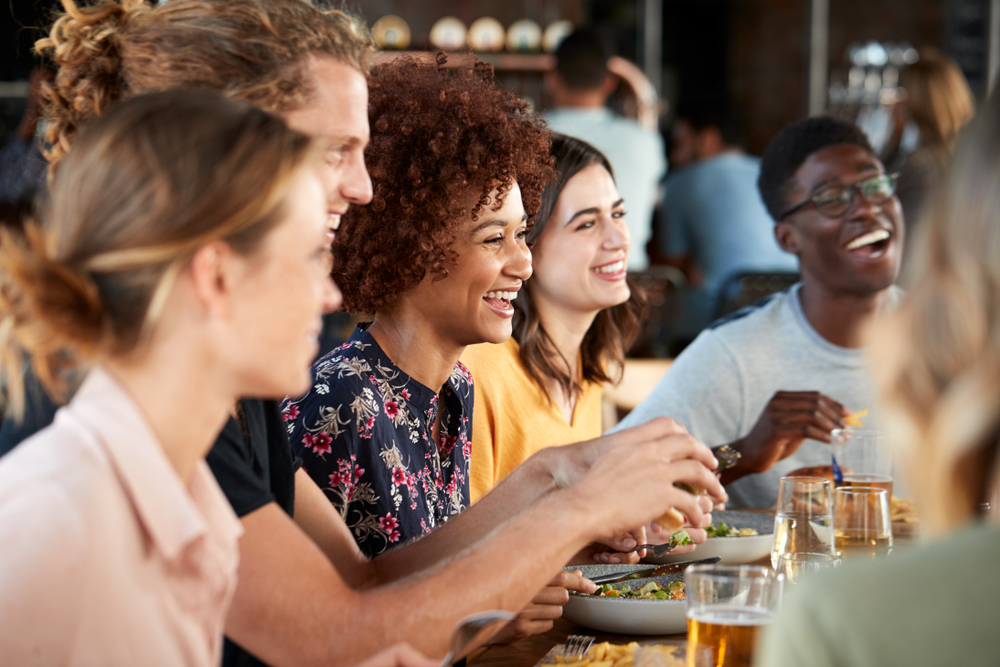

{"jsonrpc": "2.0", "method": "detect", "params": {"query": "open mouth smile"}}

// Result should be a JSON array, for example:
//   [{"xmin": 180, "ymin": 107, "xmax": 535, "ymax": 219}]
[
  {"xmin": 592, "ymin": 259, "xmax": 627, "ymax": 280},
  {"xmin": 845, "ymin": 229, "xmax": 891, "ymax": 259},
  {"xmin": 483, "ymin": 290, "xmax": 518, "ymax": 317}
]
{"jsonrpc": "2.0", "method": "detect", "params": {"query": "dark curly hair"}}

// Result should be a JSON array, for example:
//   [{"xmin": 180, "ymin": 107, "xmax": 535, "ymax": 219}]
[
  {"xmin": 514, "ymin": 134, "xmax": 648, "ymax": 403},
  {"xmin": 333, "ymin": 54, "xmax": 555, "ymax": 314},
  {"xmin": 758, "ymin": 116, "xmax": 875, "ymax": 221}
]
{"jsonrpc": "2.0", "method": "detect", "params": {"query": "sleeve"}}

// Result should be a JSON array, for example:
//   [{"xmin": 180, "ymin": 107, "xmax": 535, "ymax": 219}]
[
  {"xmin": 205, "ymin": 417, "xmax": 275, "ymax": 517},
  {"xmin": 662, "ymin": 181, "xmax": 691, "ymax": 257},
  {"xmin": 0, "ymin": 483, "xmax": 87, "ymax": 663},
  {"xmin": 468, "ymin": 366, "xmax": 500, "ymax": 504},
  {"xmin": 755, "ymin": 578, "xmax": 844, "ymax": 667},
  {"xmin": 609, "ymin": 330, "xmax": 745, "ymax": 448}
]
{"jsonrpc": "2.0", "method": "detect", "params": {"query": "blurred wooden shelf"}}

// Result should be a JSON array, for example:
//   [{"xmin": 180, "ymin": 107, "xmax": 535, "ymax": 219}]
[{"xmin": 371, "ymin": 50, "xmax": 554, "ymax": 72}]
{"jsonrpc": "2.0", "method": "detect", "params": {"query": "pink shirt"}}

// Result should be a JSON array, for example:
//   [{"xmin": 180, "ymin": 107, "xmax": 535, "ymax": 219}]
[{"xmin": 0, "ymin": 368, "xmax": 243, "ymax": 666}]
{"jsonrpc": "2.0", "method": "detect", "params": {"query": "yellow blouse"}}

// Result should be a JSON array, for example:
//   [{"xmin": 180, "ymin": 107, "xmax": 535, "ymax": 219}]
[{"xmin": 461, "ymin": 337, "xmax": 604, "ymax": 502}]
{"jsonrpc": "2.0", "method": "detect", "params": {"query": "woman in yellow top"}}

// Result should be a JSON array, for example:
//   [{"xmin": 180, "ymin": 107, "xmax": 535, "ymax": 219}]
[{"xmin": 463, "ymin": 135, "xmax": 646, "ymax": 501}]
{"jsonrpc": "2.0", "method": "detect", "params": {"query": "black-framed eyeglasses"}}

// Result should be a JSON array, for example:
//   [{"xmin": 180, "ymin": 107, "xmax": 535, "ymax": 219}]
[{"xmin": 780, "ymin": 173, "xmax": 899, "ymax": 220}]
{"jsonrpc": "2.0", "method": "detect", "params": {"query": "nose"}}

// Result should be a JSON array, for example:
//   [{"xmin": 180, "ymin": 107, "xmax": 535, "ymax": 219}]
[
  {"xmin": 341, "ymin": 152, "xmax": 373, "ymax": 205},
  {"xmin": 505, "ymin": 240, "xmax": 533, "ymax": 281},
  {"xmin": 323, "ymin": 275, "xmax": 343, "ymax": 314},
  {"xmin": 847, "ymin": 186, "xmax": 880, "ymax": 220},
  {"xmin": 602, "ymin": 217, "xmax": 630, "ymax": 251}
]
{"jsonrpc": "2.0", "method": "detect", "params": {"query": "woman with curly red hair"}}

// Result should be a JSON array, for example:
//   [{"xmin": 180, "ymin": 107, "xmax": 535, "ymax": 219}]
[{"xmin": 283, "ymin": 54, "xmax": 552, "ymax": 556}]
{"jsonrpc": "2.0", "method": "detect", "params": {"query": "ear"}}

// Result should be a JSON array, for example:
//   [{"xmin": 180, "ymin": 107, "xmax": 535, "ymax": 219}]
[
  {"xmin": 187, "ymin": 240, "xmax": 241, "ymax": 319},
  {"xmin": 600, "ymin": 72, "xmax": 619, "ymax": 97},
  {"xmin": 774, "ymin": 221, "xmax": 800, "ymax": 255}
]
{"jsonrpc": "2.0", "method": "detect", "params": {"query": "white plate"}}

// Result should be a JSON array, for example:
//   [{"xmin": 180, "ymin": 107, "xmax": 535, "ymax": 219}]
[
  {"xmin": 562, "ymin": 564, "xmax": 687, "ymax": 635},
  {"xmin": 645, "ymin": 510, "xmax": 774, "ymax": 565}
]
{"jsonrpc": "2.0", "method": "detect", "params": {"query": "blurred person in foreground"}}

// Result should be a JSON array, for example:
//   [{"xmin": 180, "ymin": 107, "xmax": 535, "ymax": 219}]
[
  {"xmin": 614, "ymin": 116, "xmax": 904, "ymax": 508},
  {"xmin": 758, "ymin": 90, "xmax": 1000, "ymax": 667},
  {"xmin": 659, "ymin": 98, "xmax": 797, "ymax": 335},
  {"xmin": 885, "ymin": 47, "xmax": 973, "ymax": 239},
  {"xmin": 543, "ymin": 28, "xmax": 666, "ymax": 271},
  {"xmin": 16, "ymin": 2, "xmax": 727, "ymax": 664}
]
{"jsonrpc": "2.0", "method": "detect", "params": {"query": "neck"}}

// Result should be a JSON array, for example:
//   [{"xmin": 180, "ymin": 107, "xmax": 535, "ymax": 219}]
[
  {"xmin": 103, "ymin": 343, "xmax": 232, "ymax": 484},
  {"xmin": 532, "ymin": 295, "xmax": 599, "ymax": 380},
  {"xmin": 797, "ymin": 278, "xmax": 893, "ymax": 348},
  {"xmin": 367, "ymin": 306, "xmax": 464, "ymax": 392},
  {"xmin": 553, "ymin": 88, "xmax": 607, "ymax": 109}
]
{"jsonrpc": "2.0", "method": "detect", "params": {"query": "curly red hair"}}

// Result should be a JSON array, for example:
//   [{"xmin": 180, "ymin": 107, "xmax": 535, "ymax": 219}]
[{"xmin": 333, "ymin": 54, "xmax": 554, "ymax": 314}]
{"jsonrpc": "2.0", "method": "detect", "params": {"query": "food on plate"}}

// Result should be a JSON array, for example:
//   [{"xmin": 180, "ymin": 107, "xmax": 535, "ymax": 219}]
[
  {"xmin": 844, "ymin": 408, "xmax": 868, "ymax": 427},
  {"xmin": 669, "ymin": 529, "xmax": 692, "ymax": 547},
  {"xmin": 543, "ymin": 641, "xmax": 684, "ymax": 666},
  {"xmin": 592, "ymin": 580, "xmax": 686, "ymax": 600},
  {"xmin": 704, "ymin": 521, "xmax": 758, "ymax": 537}
]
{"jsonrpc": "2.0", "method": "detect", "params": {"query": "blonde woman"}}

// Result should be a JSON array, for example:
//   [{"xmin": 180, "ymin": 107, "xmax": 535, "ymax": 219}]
[
  {"xmin": 758, "ymin": 92, "xmax": 1000, "ymax": 667},
  {"xmin": 0, "ymin": 90, "xmax": 342, "ymax": 665}
]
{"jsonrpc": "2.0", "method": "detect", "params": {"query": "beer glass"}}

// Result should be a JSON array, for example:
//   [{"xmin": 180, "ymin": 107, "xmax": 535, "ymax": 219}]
[
  {"xmin": 770, "ymin": 476, "xmax": 835, "ymax": 569},
  {"xmin": 833, "ymin": 486, "xmax": 893, "ymax": 559},
  {"xmin": 684, "ymin": 565, "xmax": 783, "ymax": 667},
  {"xmin": 831, "ymin": 429, "xmax": 894, "ymax": 496},
  {"xmin": 775, "ymin": 552, "xmax": 841, "ymax": 585}
]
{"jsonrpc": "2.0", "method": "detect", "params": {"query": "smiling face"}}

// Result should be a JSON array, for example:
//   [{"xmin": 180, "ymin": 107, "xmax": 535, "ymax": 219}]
[
  {"xmin": 229, "ymin": 169, "xmax": 342, "ymax": 397},
  {"xmin": 775, "ymin": 144, "xmax": 904, "ymax": 297},
  {"xmin": 529, "ymin": 163, "xmax": 631, "ymax": 318},
  {"xmin": 400, "ymin": 181, "xmax": 532, "ymax": 347},
  {"xmin": 282, "ymin": 56, "xmax": 373, "ymax": 243}
]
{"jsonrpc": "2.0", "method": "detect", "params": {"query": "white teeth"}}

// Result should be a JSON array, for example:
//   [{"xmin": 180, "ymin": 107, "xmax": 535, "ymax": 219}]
[
  {"xmin": 846, "ymin": 229, "xmax": 890, "ymax": 250},
  {"xmin": 486, "ymin": 291, "xmax": 518, "ymax": 301},
  {"xmin": 593, "ymin": 260, "xmax": 625, "ymax": 274},
  {"xmin": 328, "ymin": 214, "xmax": 341, "ymax": 231}
]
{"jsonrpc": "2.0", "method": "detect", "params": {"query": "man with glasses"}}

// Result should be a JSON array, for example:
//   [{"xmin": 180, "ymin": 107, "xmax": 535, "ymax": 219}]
[{"xmin": 615, "ymin": 116, "xmax": 904, "ymax": 508}]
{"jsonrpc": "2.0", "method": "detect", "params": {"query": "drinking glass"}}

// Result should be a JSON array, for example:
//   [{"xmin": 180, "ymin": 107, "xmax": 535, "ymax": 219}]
[
  {"xmin": 770, "ymin": 476, "xmax": 835, "ymax": 569},
  {"xmin": 833, "ymin": 486, "xmax": 893, "ymax": 559},
  {"xmin": 831, "ymin": 429, "xmax": 894, "ymax": 496},
  {"xmin": 684, "ymin": 565, "xmax": 783, "ymax": 667},
  {"xmin": 775, "ymin": 552, "xmax": 841, "ymax": 585}
]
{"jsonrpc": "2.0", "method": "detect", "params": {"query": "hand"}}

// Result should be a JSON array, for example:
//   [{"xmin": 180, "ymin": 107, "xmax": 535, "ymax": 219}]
[
  {"xmin": 352, "ymin": 643, "xmax": 437, "ymax": 667},
  {"xmin": 567, "ymin": 418, "xmax": 727, "ymax": 540},
  {"xmin": 567, "ymin": 528, "xmax": 647, "ymax": 565},
  {"xmin": 489, "ymin": 570, "xmax": 593, "ymax": 643},
  {"xmin": 727, "ymin": 391, "xmax": 849, "ymax": 481}
]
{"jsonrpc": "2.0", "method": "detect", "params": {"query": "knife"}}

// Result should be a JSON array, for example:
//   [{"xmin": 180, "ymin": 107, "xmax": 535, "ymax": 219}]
[{"xmin": 587, "ymin": 557, "xmax": 721, "ymax": 586}]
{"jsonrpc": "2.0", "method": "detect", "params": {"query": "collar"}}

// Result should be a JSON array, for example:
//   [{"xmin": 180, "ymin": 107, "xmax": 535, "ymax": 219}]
[{"xmin": 64, "ymin": 368, "xmax": 242, "ymax": 560}]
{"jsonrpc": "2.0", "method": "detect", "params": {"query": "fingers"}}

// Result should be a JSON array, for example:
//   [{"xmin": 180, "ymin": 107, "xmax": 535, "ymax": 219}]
[
  {"xmin": 530, "ymin": 585, "xmax": 571, "ymax": 606},
  {"xmin": 605, "ymin": 532, "xmax": 640, "ymax": 552},
  {"xmin": 357, "ymin": 643, "xmax": 437, "ymax": 667},
  {"xmin": 685, "ymin": 526, "xmax": 708, "ymax": 543},
  {"xmin": 668, "ymin": 458, "xmax": 727, "ymax": 504},
  {"xmin": 697, "ymin": 494, "xmax": 713, "ymax": 513},
  {"xmin": 599, "ymin": 549, "xmax": 642, "ymax": 565}
]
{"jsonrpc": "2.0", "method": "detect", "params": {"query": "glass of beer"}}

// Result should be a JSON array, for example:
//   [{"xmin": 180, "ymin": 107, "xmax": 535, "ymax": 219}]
[
  {"xmin": 775, "ymin": 551, "xmax": 841, "ymax": 585},
  {"xmin": 833, "ymin": 486, "xmax": 893, "ymax": 559},
  {"xmin": 831, "ymin": 429, "xmax": 894, "ymax": 497},
  {"xmin": 770, "ymin": 476, "xmax": 835, "ymax": 569},
  {"xmin": 684, "ymin": 565, "xmax": 783, "ymax": 667}
]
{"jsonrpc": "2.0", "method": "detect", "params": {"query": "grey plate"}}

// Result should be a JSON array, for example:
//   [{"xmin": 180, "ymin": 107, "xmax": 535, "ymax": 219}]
[
  {"xmin": 562, "ymin": 563, "xmax": 689, "ymax": 635},
  {"xmin": 645, "ymin": 510, "xmax": 774, "ymax": 565}
]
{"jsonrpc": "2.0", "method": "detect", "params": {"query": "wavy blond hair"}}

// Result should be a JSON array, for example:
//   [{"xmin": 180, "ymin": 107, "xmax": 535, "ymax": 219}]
[
  {"xmin": 900, "ymin": 48, "xmax": 974, "ymax": 156},
  {"xmin": 866, "ymin": 92, "xmax": 998, "ymax": 534},
  {"xmin": 36, "ymin": 0, "xmax": 371, "ymax": 170}
]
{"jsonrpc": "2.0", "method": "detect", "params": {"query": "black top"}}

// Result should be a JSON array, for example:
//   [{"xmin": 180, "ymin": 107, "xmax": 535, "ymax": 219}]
[
  {"xmin": 282, "ymin": 325, "xmax": 473, "ymax": 559},
  {"xmin": 0, "ymin": 370, "xmax": 296, "ymax": 667}
]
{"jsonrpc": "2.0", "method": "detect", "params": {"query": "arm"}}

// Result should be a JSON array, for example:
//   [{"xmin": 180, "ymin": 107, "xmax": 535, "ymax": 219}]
[
  {"xmin": 227, "ymin": 418, "xmax": 725, "ymax": 666},
  {"xmin": 719, "ymin": 391, "xmax": 849, "ymax": 485}
]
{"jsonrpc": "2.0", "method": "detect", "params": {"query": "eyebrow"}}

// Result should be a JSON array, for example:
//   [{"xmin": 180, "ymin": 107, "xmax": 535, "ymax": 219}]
[
  {"xmin": 472, "ymin": 213, "xmax": 527, "ymax": 234},
  {"xmin": 809, "ymin": 164, "xmax": 880, "ymax": 193},
  {"xmin": 566, "ymin": 199, "xmax": 625, "ymax": 226}
]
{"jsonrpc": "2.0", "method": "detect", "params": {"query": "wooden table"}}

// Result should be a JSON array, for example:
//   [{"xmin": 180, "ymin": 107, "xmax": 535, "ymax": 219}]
[{"xmin": 470, "ymin": 511, "xmax": 919, "ymax": 666}]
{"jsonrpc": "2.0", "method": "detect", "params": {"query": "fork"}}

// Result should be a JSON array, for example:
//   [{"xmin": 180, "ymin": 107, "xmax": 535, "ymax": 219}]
[
  {"xmin": 621, "ymin": 539, "xmax": 682, "ymax": 558},
  {"xmin": 562, "ymin": 634, "xmax": 595, "ymax": 659}
]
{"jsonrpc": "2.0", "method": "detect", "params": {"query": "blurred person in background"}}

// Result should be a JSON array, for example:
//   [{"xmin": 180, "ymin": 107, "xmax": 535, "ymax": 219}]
[
  {"xmin": 0, "ymin": 65, "xmax": 52, "ymax": 226},
  {"xmin": 885, "ymin": 47, "xmax": 973, "ymax": 245},
  {"xmin": 659, "ymin": 97, "xmax": 797, "ymax": 336},
  {"xmin": 544, "ymin": 28, "xmax": 666, "ymax": 271},
  {"xmin": 758, "ymin": 90, "xmax": 1000, "ymax": 667},
  {"xmin": 614, "ymin": 116, "xmax": 904, "ymax": 508}
]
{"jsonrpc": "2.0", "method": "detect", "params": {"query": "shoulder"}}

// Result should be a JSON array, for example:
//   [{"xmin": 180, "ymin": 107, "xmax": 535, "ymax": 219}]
[
  {"xmin": 705, "ymin": 287, "xmax": 791, "ymax": 336},
  {"xmin": 460, "ymin": 339, "xmax": 520, "ymax": 377}
]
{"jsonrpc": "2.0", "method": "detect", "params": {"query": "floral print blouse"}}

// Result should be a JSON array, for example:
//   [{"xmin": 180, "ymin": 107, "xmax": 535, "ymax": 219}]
[{"xmin": 282, "ymin": 326, "xmax": 473, "ymax": 558}]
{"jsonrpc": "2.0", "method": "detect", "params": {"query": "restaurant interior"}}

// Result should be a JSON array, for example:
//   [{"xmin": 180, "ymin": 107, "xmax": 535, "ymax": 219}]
[{"xmin": 0, "ymin": 0, "xmax": 998, "ymax": 666}]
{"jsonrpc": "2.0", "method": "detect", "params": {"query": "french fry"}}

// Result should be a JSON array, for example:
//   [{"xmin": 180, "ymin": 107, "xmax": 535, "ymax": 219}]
[
  {"xmin": 844, "ymin": 408, "xmax": 868, "ymax": 427},
  {"xmin": 541, "ymin": 641, "xmax": 684, "ymax": 667}
]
